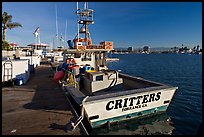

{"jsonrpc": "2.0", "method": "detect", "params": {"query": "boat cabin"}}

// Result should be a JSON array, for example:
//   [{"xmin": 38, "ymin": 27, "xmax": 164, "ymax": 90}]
[{"xmin": 63, "ymin": 48, "xmax": 111, "ymax": 72}]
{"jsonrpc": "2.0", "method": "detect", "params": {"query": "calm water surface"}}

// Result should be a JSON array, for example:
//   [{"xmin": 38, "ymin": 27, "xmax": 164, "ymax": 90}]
[{"xmin": 90, "ymin": 53, "xmax": 202, "ymax": 135}]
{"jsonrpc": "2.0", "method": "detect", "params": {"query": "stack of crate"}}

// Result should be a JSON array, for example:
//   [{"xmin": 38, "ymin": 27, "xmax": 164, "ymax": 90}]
[
  {"xmin": 86, "ymin": 45, "xmax": 98, "ymax": 49},
  {"xmin": 99, "ymin": 41, "xmax": 113, "ymax": 49}
]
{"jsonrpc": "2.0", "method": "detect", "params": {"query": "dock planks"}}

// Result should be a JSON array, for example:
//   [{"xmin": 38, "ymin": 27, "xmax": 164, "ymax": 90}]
[{"xmin": 2, "ymin": 61, "xmax": 82, "ymax": 135}]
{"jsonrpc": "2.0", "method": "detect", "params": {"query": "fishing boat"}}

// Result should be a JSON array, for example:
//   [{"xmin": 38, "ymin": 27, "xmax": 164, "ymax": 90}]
[{"xmin": 52, "ymin": 2, "xmax": 178, "ymax": 130}]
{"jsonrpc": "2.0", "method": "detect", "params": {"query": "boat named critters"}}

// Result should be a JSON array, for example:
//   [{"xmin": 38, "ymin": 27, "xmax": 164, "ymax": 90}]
[{"xmin": 52, "ymin": 2, "xmax": 178, "ymax": 130}]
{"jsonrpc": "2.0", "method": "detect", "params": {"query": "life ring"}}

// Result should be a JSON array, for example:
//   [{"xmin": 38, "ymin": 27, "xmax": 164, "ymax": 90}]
[{"xmin": 66, "ymin": 58, "xmax": 76, "ymax": 65}]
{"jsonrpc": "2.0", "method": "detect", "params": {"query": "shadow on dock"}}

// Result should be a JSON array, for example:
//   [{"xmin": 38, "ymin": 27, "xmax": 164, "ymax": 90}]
[
  {"xmin": 22, "ymin": 61, "xmax": 69, "ymax": 112},
  {"xmin": 2, "ymin": 60, "xmax": 81, "ymax": 135}
]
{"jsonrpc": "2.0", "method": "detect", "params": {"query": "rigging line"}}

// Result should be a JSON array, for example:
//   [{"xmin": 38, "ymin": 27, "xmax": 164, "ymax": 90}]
[{"xmin": 65, "ymin": 20, "xmax": 67, "ymax": 47}]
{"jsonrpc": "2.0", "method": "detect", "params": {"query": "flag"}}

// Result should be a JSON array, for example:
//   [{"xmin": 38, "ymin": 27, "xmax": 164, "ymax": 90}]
[
  {"xmin": 33, "ymin": 27, "xmax": 40, "ymax": 37},
  {"xmin": 34, "ymin": 27, "xmax": 40, "ymax": 33}
]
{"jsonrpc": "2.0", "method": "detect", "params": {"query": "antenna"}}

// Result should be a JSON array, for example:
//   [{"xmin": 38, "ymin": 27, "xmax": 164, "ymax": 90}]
[
  {"xmin": 76, "ymin": 2, "xmax": 94, "ymax": 46},
  {"xmin": 76, "ymin": 2, "xmax": 79, "ymax": 42},
  {"xmin": 55, "ymin": 4, "xmax": 58, "ymax": 49}
]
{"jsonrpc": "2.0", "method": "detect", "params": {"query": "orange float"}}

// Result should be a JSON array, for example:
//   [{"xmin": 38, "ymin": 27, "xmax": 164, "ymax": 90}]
[{"xmin": 66, "ymin": 58, "xmax": 76, "ymax": 65}]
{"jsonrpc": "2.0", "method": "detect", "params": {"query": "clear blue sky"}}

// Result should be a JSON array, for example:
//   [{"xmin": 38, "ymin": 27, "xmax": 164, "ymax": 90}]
[{"xmin": 2, "ymin": 2, "xmax": 202, "ymax": 49}]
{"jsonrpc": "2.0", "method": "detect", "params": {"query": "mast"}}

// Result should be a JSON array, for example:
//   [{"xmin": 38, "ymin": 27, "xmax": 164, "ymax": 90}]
[
  {"xmin": 84, "ymin": 2, "xmax": 87, "ymax": 9},
  {"xmin": 76, "ymin": 2, "xmax": 79, "ymax": 42},
  {"xmin": 55, "ymin": 4, "xmax": 58, "ymax": 49},
  {"xmin": 75, "ymin": 2, "xmax": 94, "ymax": 46}
]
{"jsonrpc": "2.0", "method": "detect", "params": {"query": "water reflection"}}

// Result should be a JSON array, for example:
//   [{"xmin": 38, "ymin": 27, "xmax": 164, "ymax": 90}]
[{"xmin": 90, "ymin": 112, "xmax": 175, "ymax": 135}]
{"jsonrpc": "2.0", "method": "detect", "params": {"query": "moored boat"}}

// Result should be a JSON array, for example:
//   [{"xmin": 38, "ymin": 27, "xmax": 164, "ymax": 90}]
[
  {"xmin": 53, "ymin": 2, "xmax": 178, "ymax": 130},
  {"xmin": 105, "ymin": 58, "xmax": 120, "ymax": 62}
]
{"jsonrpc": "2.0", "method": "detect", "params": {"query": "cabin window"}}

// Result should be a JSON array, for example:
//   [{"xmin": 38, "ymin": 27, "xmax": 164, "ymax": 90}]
[
  {"xmin": 74, "ymin": 53, "xmax": 81, "ymax": 58},
  {"xmin": 82, "ymin": 53, "xmax": 92, "ymax": 61},
  {"xmin": 96, "ymin": 75, "xmax": 103, "ymax": 81}
]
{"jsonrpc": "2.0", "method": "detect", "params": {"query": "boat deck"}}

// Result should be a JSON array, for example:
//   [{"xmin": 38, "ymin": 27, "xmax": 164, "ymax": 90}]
[
  {"xmin": 2, "ymin": 60, "xmax": 83, "ymax": 135},
  {"xmin": 85, "ymin": 83, "xmax": 132, "ymax": 96}
]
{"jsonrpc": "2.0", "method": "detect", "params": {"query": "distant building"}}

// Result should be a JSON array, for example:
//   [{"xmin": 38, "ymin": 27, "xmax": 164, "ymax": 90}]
[
  {"xmin": 196, "ymin": 45, "xmax": 200, "ymax": 51},
  {"xmin": 9, "ymin": 43, "xmax": 17, "ymax": 50},
  {"xmin": 143, "ymin": 46, "xmax": 150, "ymax": 53},
  {"xmin": 127, "ymin": 47, "xmax": 134, "ymax": 52}
]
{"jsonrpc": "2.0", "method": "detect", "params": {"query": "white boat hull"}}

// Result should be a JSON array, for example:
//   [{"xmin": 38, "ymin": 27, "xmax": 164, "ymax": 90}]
[
  {"xmin": 83, "ymin": 87, "xmax": 176, "ymax": 128},
  {"xmin": 2, "ymin": 59, "xmax": 30, "ymax": 84}
]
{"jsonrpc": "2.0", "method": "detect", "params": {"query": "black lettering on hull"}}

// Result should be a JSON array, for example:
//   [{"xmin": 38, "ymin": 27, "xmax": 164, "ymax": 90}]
[{"xmin": 105, "ymin": 92, "xmax": 162, "ymax": 111}]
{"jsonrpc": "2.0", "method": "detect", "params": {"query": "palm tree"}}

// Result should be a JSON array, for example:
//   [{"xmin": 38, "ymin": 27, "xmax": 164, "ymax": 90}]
[{"xmin": 2, "ymin": 12, "xmax": 22, "ymax": 41}]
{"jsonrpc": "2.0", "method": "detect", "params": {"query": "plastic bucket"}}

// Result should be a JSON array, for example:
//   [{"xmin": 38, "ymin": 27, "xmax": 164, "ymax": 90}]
[
  {"xmin": 83, "ymin": 66, "xmax": 91, "ymax": 72},
  {"xmin": 51, "ymin": 57, "xmax": 54, "ymax": 62},
  {"xmin": 68, "ymin": 65, "xmax": 80, "ymax": 76},
  {"xmin": 72, "ymin": 65, "xmax": 80, "ymax": 76},
  {"xmin": 16, "ymin": 77, "xmax": 23, "ymax": 86}
]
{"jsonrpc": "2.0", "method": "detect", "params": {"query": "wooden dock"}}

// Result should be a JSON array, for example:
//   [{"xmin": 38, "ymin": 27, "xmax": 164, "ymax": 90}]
[{"xmin": 2, "ymin": 61, "xmax": 83, "ymax": 135}]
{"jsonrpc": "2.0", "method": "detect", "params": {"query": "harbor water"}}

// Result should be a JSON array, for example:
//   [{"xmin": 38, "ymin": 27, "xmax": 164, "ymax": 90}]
[{"xmin": 90, "ymin": 53, "xmax": 202, "ymax": 135}]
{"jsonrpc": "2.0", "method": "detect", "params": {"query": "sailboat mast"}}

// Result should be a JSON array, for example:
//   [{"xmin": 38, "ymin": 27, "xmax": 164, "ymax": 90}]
[
  {"xmin": 55, "ymin": 4, "xmax": 58, "ymax": 49},
  {"xmin": 84, "ymin": 2, "xmax": 88, "ymax": 45},
  {"xmin": 76, "ymin": 2, "xmax": 79, "ymax": 42},
  {"xmin": 84, "ymin": 2, "xmax": 87, "ymax": 9}
]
